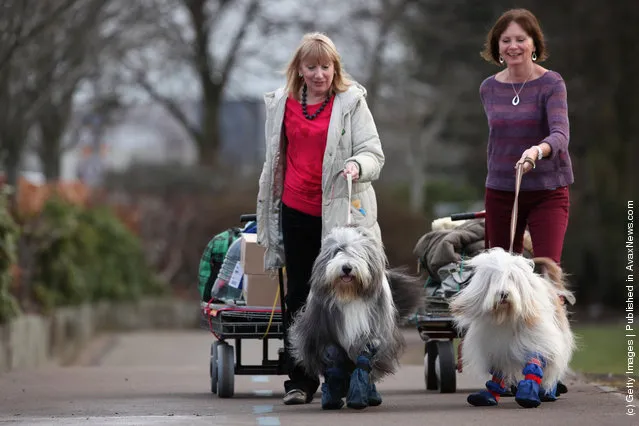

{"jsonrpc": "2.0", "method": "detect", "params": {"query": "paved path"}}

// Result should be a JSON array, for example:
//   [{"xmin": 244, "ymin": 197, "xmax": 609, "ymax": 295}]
[{"xmin": 0, "ymin": 329, "xmax": 632, "ymax": 425}]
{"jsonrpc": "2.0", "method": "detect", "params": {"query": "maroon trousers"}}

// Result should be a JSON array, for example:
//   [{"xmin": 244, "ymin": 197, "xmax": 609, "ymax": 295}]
[{"xmin": 484, "ymin": 186, "xmax": 570, "ymax": 264}]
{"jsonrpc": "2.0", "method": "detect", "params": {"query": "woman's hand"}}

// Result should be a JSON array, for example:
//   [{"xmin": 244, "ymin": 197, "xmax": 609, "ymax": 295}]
[
  {"xmin": 343, "ymin": 161, "xmax": 360, "ymax": 181},
  {"xmin": 515, "ymin": 147, "xmax": 539, "ymax": 174}
]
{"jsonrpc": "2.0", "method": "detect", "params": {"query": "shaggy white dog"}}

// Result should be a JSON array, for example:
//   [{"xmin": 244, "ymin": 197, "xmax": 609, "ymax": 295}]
[{"xmin": 449, "ymin": 247, "xmax": 575, "ymax": 408}]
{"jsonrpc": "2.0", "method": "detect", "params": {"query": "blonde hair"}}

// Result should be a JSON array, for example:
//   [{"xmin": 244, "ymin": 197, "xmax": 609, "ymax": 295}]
[{"xmin": 284, "ymin": 32, "xmax": 351, "ymax": 100}]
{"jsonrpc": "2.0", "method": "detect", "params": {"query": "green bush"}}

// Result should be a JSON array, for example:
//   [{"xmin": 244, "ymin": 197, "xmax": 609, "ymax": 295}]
[
  {"xmin": 26, "ymin": 196, "xmax": 165, "ymax": 312},
  {"xmin": 0, "ymin": 188, "xmax": 20, "ymax": 323}
]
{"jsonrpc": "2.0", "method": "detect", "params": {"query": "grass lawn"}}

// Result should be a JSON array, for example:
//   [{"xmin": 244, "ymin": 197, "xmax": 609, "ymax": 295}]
[{"xmin": 570, "ymin": 323, "xmax": 630, "ymax": 376}]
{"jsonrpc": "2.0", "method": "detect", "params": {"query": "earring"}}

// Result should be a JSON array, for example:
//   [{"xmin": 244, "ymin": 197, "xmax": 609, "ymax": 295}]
[
  {"xmin": 532, "ymin": 52, "xmax": 537, "ymax": 61},
  {"xmin": 499, "ymin": 55, "xmax": 504, "ymax": 64}
]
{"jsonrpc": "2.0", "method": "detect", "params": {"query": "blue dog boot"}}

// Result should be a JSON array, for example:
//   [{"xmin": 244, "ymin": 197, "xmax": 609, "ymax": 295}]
[
  {"xmin": 321, "ymin": 347, "xmax": 348, "ymax": 410},
  {"xmin": 367, "ymin": 383, "xmax": 382, "ymax": 407},
  {"xmin": 346, "ymin": 355, "xmax": 371, "ymax": 409},
  {"xmin": 515, "ymin": 379, "xmax": 541, "ymax": 408},
  {"xmin": 347, "ymin": 368, "xmax": 369, "ymax": 409},
  {"xmin": 321, "ymin": 381, "xmax": 345, "ymax": 410},
  {"xmin": 515, "ymin": 354, "xmax": 545, "ymax": 408},
  {"xmin": 467, "ymin": 390, "xmax": 498, "ymax": 406},
  {"xmin": 467, "ymin": 371, "xmax": 506, "ymax": 407},
  {"xmin": 468, "ymin": 374, "xmax": 505, "ymax": 407},
  {"xmin": 321, "ymin": 365, "xmax": 348, "ymax": 409},
  {"xmin": 539, "ymin": 384, "xmax": 558, "ymax": 402}
]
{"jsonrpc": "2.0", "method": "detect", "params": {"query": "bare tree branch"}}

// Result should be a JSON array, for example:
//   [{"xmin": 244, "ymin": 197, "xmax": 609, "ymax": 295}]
[
  {"xmin": 0, "ymin": 0, "xmax": 79, "ymax": 71},
  {"xmin": 219, "ymin": 0, "xmax": 260, "ymax": 88},
  {"xmin": 130, "ymin": 68, "xmax": 202, "ymax": 144},
  {"xmin": 364, "ymin": 0, "xmax": 417, "ymax": 112}
]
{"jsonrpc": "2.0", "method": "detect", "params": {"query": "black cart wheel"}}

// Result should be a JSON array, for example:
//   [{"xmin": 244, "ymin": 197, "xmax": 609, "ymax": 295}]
[
  {"xmin": 436, "ymin": 340, "xmax": 456, "ymax": 393},
  {"xmin": 424, "ymin": 340, "xmax": 439, "ymax": 390},
  {"xmin": 209, "ymin": 341, "xmax": 220, "ymax": 393},
  {"xmin": 216, "ymin": 343, "xmax": 235, "ymax": 398}
]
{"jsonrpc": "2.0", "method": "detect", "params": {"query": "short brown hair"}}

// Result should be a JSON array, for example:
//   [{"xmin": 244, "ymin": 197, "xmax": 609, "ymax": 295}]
[
  {"xmin": 284, "ymin": 32, "xmax": 351, "ymax": 100},
  {"xmin": 480, "ymin": 8, "xmax": 548, "ymax": 66}
]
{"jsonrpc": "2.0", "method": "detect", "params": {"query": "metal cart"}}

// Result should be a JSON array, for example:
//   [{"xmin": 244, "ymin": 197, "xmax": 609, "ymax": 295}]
[
  {"xmin": 201, "ymin": 214, "xmax": 288, "ymax": 398},
  {"xmin": 415, "ymin": 211, "xmax": 485, "ymax": 394},
  {"xmin": 416, "ymin": 295, "xmax": 461, "ymax": 394}
]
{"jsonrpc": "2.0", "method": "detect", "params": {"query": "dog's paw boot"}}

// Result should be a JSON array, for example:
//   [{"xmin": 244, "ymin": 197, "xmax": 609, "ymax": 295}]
[
  {"xmin": 321, "ymin": 382, "xmax": 345, "ymax": 410},
  {"xmin": 367, "ymin": 383, "xmax": 382, "ymax": 407},
  {"xmin": 346, "ymin": 368, "xmax": 369, "ymax": 409},
  {"xmin": 539, "ymin": 385, "xmax": 558, "ymax": 402},
  {"xmin": 321, "ymin": 365, "xmax": 348, "ymax": 410},
  {"xmin": 346, "ymin": 356, "xmax": 371, "ymax": 410},
  {"xmin": 501, "ymin": 384, "xmax": 517, "ymax": 397},
  {"xmin": 556, "ymin": 380, "xmax": 568, "ymax": 396},
  {"xmin": 467, "ymin": 390, "xmax": 498, "ymax": 406},
  {"xmin": 515, "ymin": 379, "xmax": 541, "ymax": 408}
]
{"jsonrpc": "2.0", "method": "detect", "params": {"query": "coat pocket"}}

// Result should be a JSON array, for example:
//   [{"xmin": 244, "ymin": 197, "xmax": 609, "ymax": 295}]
[{"xmin": 348, "ymin": 195, "xmax": 375, "ymax": 228}]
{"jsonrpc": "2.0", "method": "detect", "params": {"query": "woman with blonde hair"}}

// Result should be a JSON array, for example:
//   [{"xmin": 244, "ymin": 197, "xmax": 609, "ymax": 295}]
[{"xmin": 256, "ymin": 32, "xmax": 385, "ymax": 406}]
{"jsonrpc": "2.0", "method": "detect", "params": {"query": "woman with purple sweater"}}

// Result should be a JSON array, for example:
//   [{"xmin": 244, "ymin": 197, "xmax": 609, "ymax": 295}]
[
  {"xmin": 479, "ymin": 8, "xmax": 574, "ymax": 266},
  {"xmin": 465, "ymin": 8, "xmax": 575, "ymax": 406}
]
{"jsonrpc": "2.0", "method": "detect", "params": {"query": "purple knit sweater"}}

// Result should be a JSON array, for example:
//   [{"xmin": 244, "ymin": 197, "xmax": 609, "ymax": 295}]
[{"xmin": 480, "ymin": 70, "xmax": 574, "ymax": 192}]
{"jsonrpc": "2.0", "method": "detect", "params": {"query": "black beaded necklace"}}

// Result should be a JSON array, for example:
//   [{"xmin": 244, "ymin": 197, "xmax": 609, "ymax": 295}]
[{"xmin": 301, "ymin": 83, "xmax": 330, "ymax": 120}]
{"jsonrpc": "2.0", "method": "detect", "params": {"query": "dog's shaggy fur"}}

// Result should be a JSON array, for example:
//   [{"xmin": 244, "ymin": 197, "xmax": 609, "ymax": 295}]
[
  {"xmin": 449, "ymin": 247, "xmax": 575, "ymax": 390},
  {"xmin": 288, "ymin": 225, "xmax": 423, "ymax": 383}
]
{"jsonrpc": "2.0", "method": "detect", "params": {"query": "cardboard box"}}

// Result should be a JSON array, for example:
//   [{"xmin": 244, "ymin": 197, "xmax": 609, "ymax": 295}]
[
  {"xmin": 243, "ymin": 273, "xmax": 287, "ymax": 307},
  {"xmin": 240, "ymin": 233, "xmax": 268, "ymax": 275}
]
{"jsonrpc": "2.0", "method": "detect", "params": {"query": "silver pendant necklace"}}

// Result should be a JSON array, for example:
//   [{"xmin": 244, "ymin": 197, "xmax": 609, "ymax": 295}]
[{"xmin": 509, "ymin": 68, "xmax": 534, "ymax": 106}]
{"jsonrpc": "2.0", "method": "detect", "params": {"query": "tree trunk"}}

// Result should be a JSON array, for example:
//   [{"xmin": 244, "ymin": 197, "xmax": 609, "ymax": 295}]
[
  {"xmin": 2, "ymin": 136, "xmax": 23, "ymax": 216},
  {"xmin": 40, "ymin": 147, "xmax": 61, "ymax": 181},
  {"xmin": 4, "ymin": 150, "xmax": 20, "ymax": 188},
  {"xmin": 39, "ymin": 118, "xmax": 65, "ymax": 181},
  {"xmin": 196, "ymin": 93, "xmax": 221, "ymax": 168},
  {"xmin": 366, "ymin": 0, "xmax": 416, "ymax": 115}
]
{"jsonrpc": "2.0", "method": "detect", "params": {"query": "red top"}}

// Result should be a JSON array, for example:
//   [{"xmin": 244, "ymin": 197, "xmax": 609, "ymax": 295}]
[{"xmin": 282, "ymin": 94, "xmax": 335, "ymax": 217}]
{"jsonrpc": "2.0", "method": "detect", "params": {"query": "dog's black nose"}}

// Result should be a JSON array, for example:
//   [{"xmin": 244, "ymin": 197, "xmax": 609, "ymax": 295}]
[
  {"xmin": 342, "ymin": 265, "xmax": 352, "ymax": 275},
  {"xmin": 500, "ymin": 291, "xmax": 508, "ymax": 301}
]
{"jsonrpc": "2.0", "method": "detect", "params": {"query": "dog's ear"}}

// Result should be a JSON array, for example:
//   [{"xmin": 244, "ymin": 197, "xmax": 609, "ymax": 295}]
[
  {"xmin": 522, "ymin": 308, "xmax": 540, "ymax": 328},
  {"xmin": 520, "ymin": 291, "xmax": 541, "ymax": 328},
  {"xmin": 353, "ymin": 225, "xmax": 384, "ymax": 248},
  {"xmin": 353, "ymin": 225, "xmax": 372, "ymax": 238}
]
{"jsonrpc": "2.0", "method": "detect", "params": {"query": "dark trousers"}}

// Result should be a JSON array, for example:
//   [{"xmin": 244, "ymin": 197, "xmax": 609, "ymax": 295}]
[
  {"xmin": 484, "ymin": 186, "xmax": 570, "ymax": 264},
  {"xmin": 281, "ymin": 202, "xmax": 321, "ymax": 395}
]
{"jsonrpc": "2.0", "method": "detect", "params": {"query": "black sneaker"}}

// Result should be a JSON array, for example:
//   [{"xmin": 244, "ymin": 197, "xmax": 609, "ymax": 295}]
[{"xmin": 283, "ymin": 389, "xmax": 310, "ymax": 405}]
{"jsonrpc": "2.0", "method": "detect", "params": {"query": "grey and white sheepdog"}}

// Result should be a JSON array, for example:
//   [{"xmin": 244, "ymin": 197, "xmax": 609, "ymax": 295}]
[{"xmin": 288, "ymin": 225, "xmax": 423, "ymax": 388}]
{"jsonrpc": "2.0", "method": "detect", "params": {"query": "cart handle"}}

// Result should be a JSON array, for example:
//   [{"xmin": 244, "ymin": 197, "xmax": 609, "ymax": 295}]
[
  {"xmin": 240, "ymin": 214, "xmax": 257, "ymax": 223},
  {"xmin": 449, "ymin": 211, "xmax": 486, "ymax": 221}
]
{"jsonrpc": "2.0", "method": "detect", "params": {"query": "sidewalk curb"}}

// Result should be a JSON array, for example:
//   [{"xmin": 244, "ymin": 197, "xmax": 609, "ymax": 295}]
[{"xmin": 0, "ymin": 297, "xmax": 200, "ymax": 374}]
